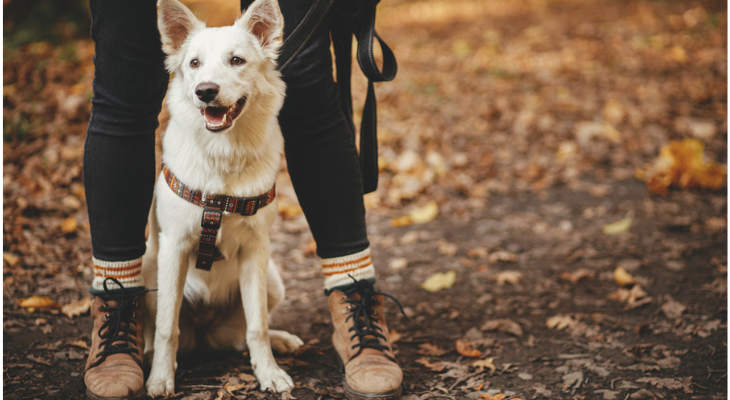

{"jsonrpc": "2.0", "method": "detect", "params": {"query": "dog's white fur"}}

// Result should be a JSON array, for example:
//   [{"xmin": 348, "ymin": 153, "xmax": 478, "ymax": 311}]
[{"xmin": 142, "ymin": 0, "xmax": 302, "ymax": 396}]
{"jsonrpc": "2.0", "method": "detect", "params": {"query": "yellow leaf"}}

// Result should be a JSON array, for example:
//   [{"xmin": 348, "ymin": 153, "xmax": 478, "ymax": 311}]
[
  {"xmin": 455, "ymin": 339, "xmax": 482, "ymax": 358},
  {"xmin": 492, "ymin": 270, "xmax": 523, "ymax": 285},
  {"xmin": 613, "ymin": 267, "xmax": 636, "ymax": 287},
  {"xmin": 472, "ymin": 357, "xmax": 496, "ymax": 372},
  {"xmin": 61, "ymin": 297, "xmax": 93, "ymax": 318},
  {"xmin": 409, "ymin": 201, "xmax": 439, "ymax": 224},
  {"xmin": 61, "ymin": 217, "xmax": 78, "ymax": 234},
  {"xmin": 390, "ymin": 215, "xmax": 413, "ymax": 227},
  {"xmin": 602, "ymin": 217, "xmax": 631, "ymax": 235},
  {"xmin": 3, "ymin": 252, "xmax": 20, "ymax": 267},
  {"xmin": 18, "ymin": 296, "xmax": 61, "ymax": 312},
  {"xmin": 421, "ymin": 270, "xmax": 456, "ymax": 292}
]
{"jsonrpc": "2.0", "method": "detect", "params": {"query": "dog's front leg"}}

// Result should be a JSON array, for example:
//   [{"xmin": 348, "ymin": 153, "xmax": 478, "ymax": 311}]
[
  {"xmin": 147, "ymin": 234, "xmax": 190, "ymax": 397},
  {"xmin": 240, "ymin": 237, "xmax": 294, "ymax": 393}
]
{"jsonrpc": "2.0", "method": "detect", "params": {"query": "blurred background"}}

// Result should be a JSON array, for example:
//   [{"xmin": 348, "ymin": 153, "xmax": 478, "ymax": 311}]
[{"xmin": 3, "ymin": 0, "xmax": 728, "ymax": 399}]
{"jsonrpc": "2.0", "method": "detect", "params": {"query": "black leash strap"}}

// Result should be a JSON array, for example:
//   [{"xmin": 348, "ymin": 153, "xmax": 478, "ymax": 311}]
[{"xmin": 277, "ymin": 0, "xmax": 397, "ymax": 194}]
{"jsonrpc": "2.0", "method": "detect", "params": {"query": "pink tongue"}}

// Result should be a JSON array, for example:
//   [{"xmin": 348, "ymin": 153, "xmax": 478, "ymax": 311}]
[{"xmin": 204, "ymin": 107, "xmax": 227, "ymax": 124}]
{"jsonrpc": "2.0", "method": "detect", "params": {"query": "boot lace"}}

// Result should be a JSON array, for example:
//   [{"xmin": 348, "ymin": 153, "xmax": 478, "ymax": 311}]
[
  {"xmin": 88, "ymin": 278, "xmax": 152, "ymax": 369},
  {"xmin": 344, "ymin": 278, "xmax": 408, "ymax": 360}
]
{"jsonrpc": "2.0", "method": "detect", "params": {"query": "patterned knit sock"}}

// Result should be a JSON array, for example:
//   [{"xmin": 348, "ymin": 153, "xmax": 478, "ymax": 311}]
[
  {"xmin": 322, "ymin": 248, "xmax": 376, "ymax": 296},
  {"xmin": 89, "ymin": 257, "xmax": 145, "ymax": 297}
]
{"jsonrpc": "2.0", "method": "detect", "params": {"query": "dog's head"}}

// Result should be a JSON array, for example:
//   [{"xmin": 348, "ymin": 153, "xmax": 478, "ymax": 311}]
[{"xmin": 157, "ymin": 0, "xmax": 283, "ymax": 133}]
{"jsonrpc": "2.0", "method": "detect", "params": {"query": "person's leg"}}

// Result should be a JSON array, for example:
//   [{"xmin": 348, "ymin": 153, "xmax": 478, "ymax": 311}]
[
  {"xmin": 277, "ymin": 0, "xmax": 372, "ymax": 290},
  {"xmin": 272, "ymin": 1, "xmax": 402, "ymax": 398},
  {"xmin": 83, "ymin": 0, "xmax": 168, "ymax": 398}
]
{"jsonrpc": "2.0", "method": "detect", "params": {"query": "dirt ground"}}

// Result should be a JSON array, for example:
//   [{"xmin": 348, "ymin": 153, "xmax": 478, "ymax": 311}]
[{"xmin": 3, "ymin": 0, "xmax": 727, "ymax": 399}]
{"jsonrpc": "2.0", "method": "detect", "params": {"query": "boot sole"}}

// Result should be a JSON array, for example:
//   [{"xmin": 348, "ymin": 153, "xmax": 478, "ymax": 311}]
[
  {"xmin": 335, "ymin": 352, "xmax": 402, "ymax": 400},
  {"xmin": 86, "ymin": 388, "xmax": 147, "ymax": 400}
]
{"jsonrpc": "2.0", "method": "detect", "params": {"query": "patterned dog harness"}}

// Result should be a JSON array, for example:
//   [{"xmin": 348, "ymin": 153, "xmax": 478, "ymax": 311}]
[{"xmin": 161, "ymin": 163, "xmax": 276, "ymax": 271}]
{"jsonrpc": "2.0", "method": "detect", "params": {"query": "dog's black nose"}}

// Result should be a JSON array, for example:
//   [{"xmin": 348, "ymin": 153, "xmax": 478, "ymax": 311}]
[{"xmin": 195, "ymin": 83, "xmax": 220, "ymax": 103}]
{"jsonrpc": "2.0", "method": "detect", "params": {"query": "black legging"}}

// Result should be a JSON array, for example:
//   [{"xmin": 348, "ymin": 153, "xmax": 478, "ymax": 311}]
[{"xmin": 84, "ymin": 0, "xmax": 369, "ymax": 262}]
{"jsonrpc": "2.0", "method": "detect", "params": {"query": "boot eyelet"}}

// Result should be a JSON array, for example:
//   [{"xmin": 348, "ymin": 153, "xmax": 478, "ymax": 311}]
[
  {"xmin": 131, "ymin": 312, "xmax": 137, "ymax": 318},
  {"xmin": 372, "ymin": 310, "xmax": 379, "ymax": 316},
  {"xmin": 98, "ymin": 306, "xmax": 105, "ymax": 312},
  {"xmin": 103, "ymin": 315, "xmax": 109, "ymax": 322},
  {"xmin": 338, "ymin": 297, "xmax": 346, "ymax": 304}
]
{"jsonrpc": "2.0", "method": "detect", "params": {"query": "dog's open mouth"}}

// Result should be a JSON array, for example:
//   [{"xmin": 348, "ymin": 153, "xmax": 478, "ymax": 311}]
[{"xmin": 201, "ymin": 97, "xmax": 247, "ymax": 132}]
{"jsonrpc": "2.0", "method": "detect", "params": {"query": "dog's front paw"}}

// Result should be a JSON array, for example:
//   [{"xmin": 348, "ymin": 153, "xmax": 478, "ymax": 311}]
[
  {"xmin": 146, "ymin": 369, "xmax": 175, "ymax": 398},
  {"xmin": 270, "ymin": 330, "xmax": 304, "ymax": 354},
  {"xmin": 256, "ymin": 366, "xmax": 294, "ymax": 393}
]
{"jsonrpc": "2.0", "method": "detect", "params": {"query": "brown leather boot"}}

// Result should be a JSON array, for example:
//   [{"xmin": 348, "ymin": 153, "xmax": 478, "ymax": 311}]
[
  {"xmin": 85, "ymin": 278, "xmax": 148, "ymax": 400},
  {"xmin": 329, "ymin": 279, "xmax": 405, "ymax": 400}
]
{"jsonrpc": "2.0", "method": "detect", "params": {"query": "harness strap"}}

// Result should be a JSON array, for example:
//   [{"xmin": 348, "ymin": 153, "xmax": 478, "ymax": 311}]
[
  {"xmin": 161, "ymin": 163, "xmax": 276, "ymax": 270},
  {"xmin": 277, "ymin": 0, "xmax": 397, "ymax": 194}
]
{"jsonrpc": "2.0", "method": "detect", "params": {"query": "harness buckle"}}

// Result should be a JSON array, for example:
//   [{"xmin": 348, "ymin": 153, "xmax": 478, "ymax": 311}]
[{"xmin": 243, "ymin": 198, "xmax": 260, "ymax": 215}]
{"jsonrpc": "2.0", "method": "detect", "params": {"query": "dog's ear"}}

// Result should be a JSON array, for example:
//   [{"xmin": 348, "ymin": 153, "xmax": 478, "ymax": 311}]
[
  {"xmin": 157, "ymin": 0, "xmax": 203, "ymax": 57},
  {"xmin": 238, "ymin": 0, "xmax": 284, "ymax": 59}
]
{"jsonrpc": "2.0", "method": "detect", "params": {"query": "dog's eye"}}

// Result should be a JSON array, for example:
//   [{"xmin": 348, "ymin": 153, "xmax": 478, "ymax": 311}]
[
  {"xmin": 230, "ymin": 56, "xmax": 246, "ymax": 66},
  {"xmin": 190, "ymin": 59, "xmax": 200, "ymax": 68}
]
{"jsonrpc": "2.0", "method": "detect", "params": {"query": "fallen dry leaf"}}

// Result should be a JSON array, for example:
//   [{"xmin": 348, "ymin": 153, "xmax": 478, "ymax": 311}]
[
  {"xmin": 3, "ymin": 252, "xmax": 20, "ymax": 267},
  {"xmin": 67, "ymin": 339, "xmax": 89, "ymax": 350},
  {"xmin": 546, "ymin": 315, "xmax": 578, "ymax": 330},
  {"xmin": 61, "ymin": 297, "xmax": 92, "ymax": 318},
  {"xmin": 437, "ymin": 240, "xmax": 458, "ymax": 256},
  {"xmin": 613, "ymin": 266, "xmax": 637, "ymax": 287},
  {"xmin": 417, "ymin": 343, "xmax": 448, "ymax": 356},
  {"xmin": 492, "ymin": 270, "xmax": 523, "ymax": 285},
  {"xmin": 637, "ymin": 138, "xmax": 727, "ymax": 195},
  {"xmin": 661, "ymin": 299, "xmax": 686, "ymax": 319},
  {"xmin": 390, "ymin": 215, "xmax": 412, "ymax": 227},
  {"xmin": 60, "ymin": 216, "xmax": 78, "ymax": 233},
  {"xmin": 607, "ymin": 285, "xmax": 648, "ymax": 304},
  {"xmin": 408, "ymin": 201, "xmax": 439, "ymax": 224},
  {"xmin": 560, "ymin": 268, "xmax": 594, "ymax": 284},
  {"xmin": 389, "ymin": 329, "xmax": 402, "ymax": 344},
  {"xmin": 421, "ymin": 270, "xmax": 456, "ymax": 292},
  {"xmin": 602, "ymin": 217, "xmax": 632, "ymax": 235},
  {"xmin": 455, "ymin": 339, "xmax": 482, "ymax": 358},
  {"xmin": 18, "ymin": 296, "xmax": 62, "ymax": 312},
  {"xmin": 472, "ymin": 357, "xmax": 496, "ymax": 372},
  {"xmin": 480, "ymin": 319, "xmax": 523, "ymax": 337},
  {"xmin": 488, "ymin": 250, "xmax": 518, "ymax": 263},
  {"xmin": 416, "ymin": 356, "xmax": 446, "ymax": 372}
]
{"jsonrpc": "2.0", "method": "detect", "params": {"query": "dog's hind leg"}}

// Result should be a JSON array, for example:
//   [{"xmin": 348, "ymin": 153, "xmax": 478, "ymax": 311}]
[
  {"xmin": 239, "ymin": 237, "xmax": 294, "ymax": 392},
  {"xmin": 146, "ymin": 234, "xmax": 191, "ymax": 398}
]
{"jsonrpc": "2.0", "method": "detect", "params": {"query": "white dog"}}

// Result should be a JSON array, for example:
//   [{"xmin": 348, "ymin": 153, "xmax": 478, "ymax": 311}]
[{"xmin": 142, "ymin": 0, "xmax": 302, "ymax": 396}]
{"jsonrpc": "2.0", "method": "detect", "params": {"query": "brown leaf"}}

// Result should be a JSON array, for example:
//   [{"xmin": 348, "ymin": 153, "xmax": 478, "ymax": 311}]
[
  {"xmin": 480, "ymin": 319, "xmax": 523, "ymax": 337},
  {"xmin": 416, "ymin": 356, "xmax": 446, "ymax": 372},
  {"xmin": 559, "ymin": 268, "xmax": 594, "ymax": 284},
  {"xmin": 488, "ymin": 250, "xmax": 518, "ymax": 263},
  {"xmin": 61, "ymin": 297, "xmax": 92, "ymax": 318},
  {"xmin": 661, "ymin": 299, "xmax": 686, "ymax": 319},
  {"xmin": 455, "ymin": 339, "xmax": 482, "ymax": 358},
  {"xmin": 491, "ymin": 270, "xmax": 523, "ymax": 285},
  {"xmin": 417, "ymin": 343, "xmax": 448, "ymax": 356}
]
